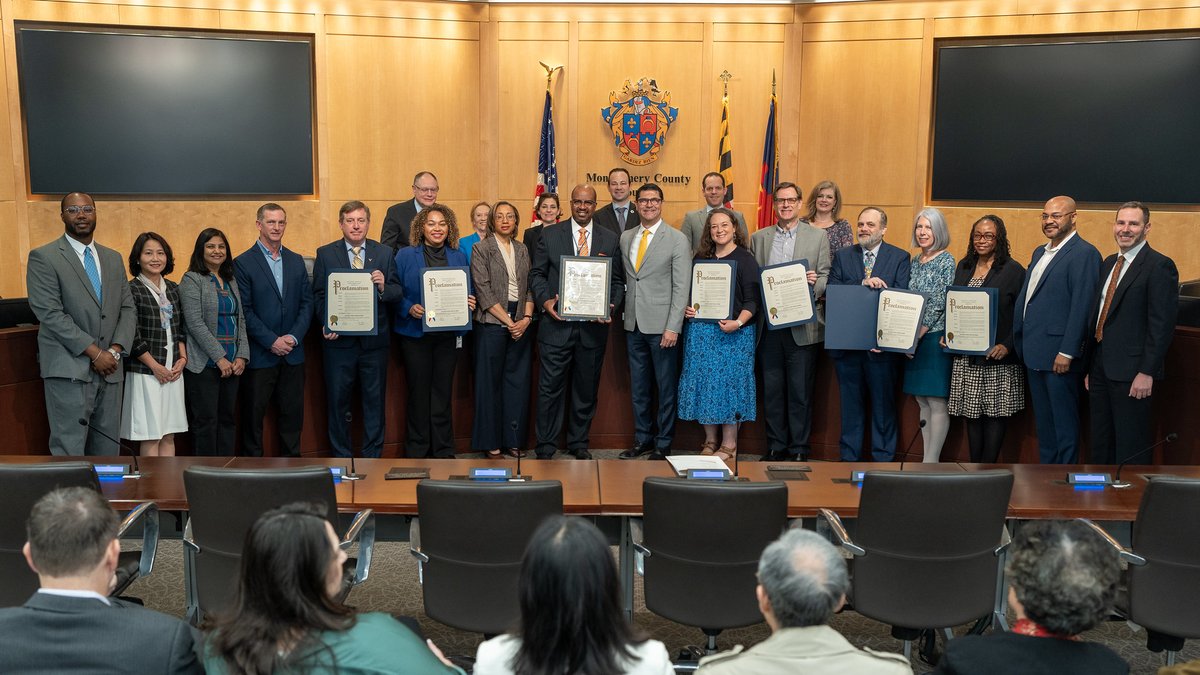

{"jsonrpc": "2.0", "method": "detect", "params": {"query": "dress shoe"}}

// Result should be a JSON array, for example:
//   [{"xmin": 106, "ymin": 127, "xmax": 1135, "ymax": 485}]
[
  {"xmin": 760, "ymin": 451, "xmax": 790, "ymax": 462},
  {"xmin": 646, "ymin": 451, "xmax": 670, "ymax": 461},
  {"xmin": 619, "ymin": 442, "xmax": 655, "ymax": 459},
  {"xmin": 572, "ymin": 449, "xmax": 593, "ymax": 460},
  {"xmin": 535, "ymin": 450, "xmax": 556, "ymax": 460}
]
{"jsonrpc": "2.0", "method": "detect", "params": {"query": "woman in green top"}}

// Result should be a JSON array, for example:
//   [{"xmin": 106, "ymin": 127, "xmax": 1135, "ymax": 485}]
[{"xmin": 204, "ymin": 502, "xmax": 463, "ymax": 675}]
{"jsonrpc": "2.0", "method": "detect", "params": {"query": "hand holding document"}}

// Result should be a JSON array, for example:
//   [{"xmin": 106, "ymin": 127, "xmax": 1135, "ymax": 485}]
[
  {"xmin": 944, "ymin": 286, "xmax": 998, "ymax": 355},
  {"xmin": 325, "ymin": 270, "xmax": 376, "ymax": 335},
  {"xmin": 559, "ymin": 256, "xmax": 612, "ymax": 320},
  {"xmin": 690, "ymin": 260, "xmax": 736, "ymax": 321},
  {"xmin": 421, "ymin": 267, "xmax": 471, "ymax": 331},
  {"xmin": 760, "ymin": 259, "xmax": 815, "ymax": 329}
]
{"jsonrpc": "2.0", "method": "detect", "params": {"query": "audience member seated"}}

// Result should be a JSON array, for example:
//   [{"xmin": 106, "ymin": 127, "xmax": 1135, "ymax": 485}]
[
  {"xmin": 698, "ymin": 527, "xmax": 911, "ymax": 674},
  {"xmin": 474, "ymin": 516, "xmax": 673, "ymax": 675},
  {"xmin": 933, "ymin": 520, "xmax": 1129, "ymax": 674},
  {"xmin": 0, "ymin": 487, "xmax": 202, "ymax": 674},
  {"xmin": 204, "ymin": 502, "xmax": 463, "ymax": 674}
]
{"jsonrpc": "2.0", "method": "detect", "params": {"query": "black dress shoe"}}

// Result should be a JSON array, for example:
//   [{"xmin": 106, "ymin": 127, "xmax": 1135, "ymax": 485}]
[
  {"xmin": 646, "ymin": 451, "xmax": 670, "ymax": 461},
  {"xmin": 535, "ymin": 451, "xmax": 556, "ymax": 460},
  {"xmin": 572, "ymin": 449, "xmax": 593, "ymax": 460},
  {"xmin": 619, "ymin": 443, "xmax": 655, "ymax": 459}
]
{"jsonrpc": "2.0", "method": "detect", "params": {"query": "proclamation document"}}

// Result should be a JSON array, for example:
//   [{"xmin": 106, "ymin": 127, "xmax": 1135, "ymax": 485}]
[
  {"xmin": 421, "ymin": 267, "xmax": 471, "ymax": 332},
  {"xmin": 875, "ymin": 288, "xmax": 926, "ymax": 354},
  {"xmin": 690, "ymin": 260, "xmax": 736, "ymax": 321},
  {"xmin": 944, "ymin": 286, "xmax": 998, "ymax": 355},
  {"xmin": 559, "ymin": 256, "xmax": 612, "ymax": 320},
  {"xmin": 760, "ymin": 259, "xmax": 816, "ymax": 329},
  {"xmin": 325, "ymin": 270, "xmax": 376, "ymax": 336}
]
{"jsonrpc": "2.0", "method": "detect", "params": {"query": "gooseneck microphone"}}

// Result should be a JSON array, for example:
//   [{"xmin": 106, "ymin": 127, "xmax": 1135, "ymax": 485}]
[
  {"xmin": 898, "ymin": 419, "xmax": 927, "ymax": 471},
  {"xmin": 77, "ymin": 418, "xmax": 141, "ymax": 477},
  {"xmin": 1112, "ymin": 433, "xmax": 1178, "ymax": 489},
  {"xmin": 343, "ymin": 453, "xmax": 365, "ymax": 481},
  {"xmin": 512, "ymin": 420, "xmax": 524, "ymax": 480}
]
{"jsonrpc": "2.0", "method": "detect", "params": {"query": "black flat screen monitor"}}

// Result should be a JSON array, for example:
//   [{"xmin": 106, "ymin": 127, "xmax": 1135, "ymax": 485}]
[{"xmin": 16, "ymin": 25, "xmax": 315, "ymax": 196}]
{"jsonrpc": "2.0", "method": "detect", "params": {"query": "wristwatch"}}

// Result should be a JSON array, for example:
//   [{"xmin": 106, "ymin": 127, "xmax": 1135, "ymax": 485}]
[{"xmin": 107, "ymin": 347, "xmax": 122, "ymax": 361}]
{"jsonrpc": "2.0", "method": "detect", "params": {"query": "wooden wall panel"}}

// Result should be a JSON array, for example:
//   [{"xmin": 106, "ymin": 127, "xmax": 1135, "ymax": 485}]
[
  {"xmin": 11, "ymin": 0, "xmax": 119, "ymax": 23},
  {"xmin": 495, "ymin": 40, "xmax": 569, "ymax": 206},
  {"xmin": 0, "ymin": 203, "xmax": 22, "ymax": 297}
]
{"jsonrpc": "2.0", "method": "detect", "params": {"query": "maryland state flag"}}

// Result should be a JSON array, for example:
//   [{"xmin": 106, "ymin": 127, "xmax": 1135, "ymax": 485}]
[
  {"xmin": 718, "ymin": 94, "xmax": 733, "ymax": 208},
  {"xmin": 755, "ymin": 91, "xmax": 779, "ymax": 231},
  {"xmin": 534, "ymin": 89, "xmax": 558, "ymax": 219}
]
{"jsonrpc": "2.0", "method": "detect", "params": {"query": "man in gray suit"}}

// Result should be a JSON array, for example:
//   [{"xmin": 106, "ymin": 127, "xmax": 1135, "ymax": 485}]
[
  {"xmin": 0, "ymin": 487, "xmax": 202, "ymax": 674},
  {"xmin": 750, "ymin": 182, "xmax": 830, "ymax": 461},
  {"xmin": 618, "ymin": 183, "xmax": 692, "ymax": 460},
  {"xmin": 681, "ymin": 172, "xmax": 748, "ymax": 253},
  {"xmin": 26, "ymin": 193, "xmax": 135, "ymax": 456}
]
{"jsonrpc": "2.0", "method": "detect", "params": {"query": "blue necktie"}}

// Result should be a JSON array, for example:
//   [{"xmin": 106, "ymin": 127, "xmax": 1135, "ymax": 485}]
[{"xmin": 83, "ymin": 247, "xmax": 102, "ymax": 303}]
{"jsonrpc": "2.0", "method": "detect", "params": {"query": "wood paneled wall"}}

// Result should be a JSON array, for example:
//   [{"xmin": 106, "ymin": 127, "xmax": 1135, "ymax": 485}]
[{"xmin": 1, "ymin": 0, "xmax": 1198, "ymax": 298}]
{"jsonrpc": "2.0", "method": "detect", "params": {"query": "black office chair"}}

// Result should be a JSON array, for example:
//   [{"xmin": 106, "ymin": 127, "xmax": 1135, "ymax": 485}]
[
  {"xmin": 630, "ymin": 477, "xmax": 788, "ymax": 666},
  {"xmin": 0, "ymin": 462, "xmax": 158, "ymax": 607},
  {"xmin": 1082, "ymin": 476, "xmax": 1200, "ymax": 666},
  {"xmin": 820, "ymin": 470, "xmax": 1013, "ymax": 659},
  {"xmin": 182, "ymin": 466, "xmax": 374, "ymax": 625},
  {"xmin": 409, "ymin": 479, "xmax": 563, "ymax": 636}
]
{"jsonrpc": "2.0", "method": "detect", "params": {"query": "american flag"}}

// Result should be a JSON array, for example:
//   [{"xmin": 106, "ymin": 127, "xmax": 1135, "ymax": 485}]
[{"xmin": 534, "ymin": 89, "xmax": 558, "ymax": 219}]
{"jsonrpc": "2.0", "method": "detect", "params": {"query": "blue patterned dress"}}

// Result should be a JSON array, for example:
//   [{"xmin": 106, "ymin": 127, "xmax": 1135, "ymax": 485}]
[{"xmin": 903, "ymin": 250, "xmax": 955, "ymax": 397}]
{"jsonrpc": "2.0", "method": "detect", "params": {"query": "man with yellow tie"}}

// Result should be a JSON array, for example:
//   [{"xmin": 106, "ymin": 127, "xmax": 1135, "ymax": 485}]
[{"xmin": 618, "ymin": 183, "xmax": 692, "ymax": 460}]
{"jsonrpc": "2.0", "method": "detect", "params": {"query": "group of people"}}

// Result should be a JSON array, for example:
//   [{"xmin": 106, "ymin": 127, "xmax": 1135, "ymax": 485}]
[
  {"xmin": 0, "ymin": 487, "xmax": 1136, "ymax": 674},
  {"xmin": 27, "ymin": 174, "xmax": 1178, "ymax": 466}
]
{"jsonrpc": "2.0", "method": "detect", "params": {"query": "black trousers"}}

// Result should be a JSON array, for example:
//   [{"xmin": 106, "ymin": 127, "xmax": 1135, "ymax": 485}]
[
  {"xmin": 472, "ymin": 316, "xmax": 533, "ymax": 451},
  {"xmin": 1089, "ymin": 343, "xmax": 1153, "ymax": 465},
  {"xmin": 400, "ymin": 332, "xmax": 460, "ymax": 458},
  {"xmin": 758, "ymin": 329, "xmax": 818, "ymax": 456},
  {"xmin": 185, "ymin": 367, "xmax": 240, "ymax": 456},
  {"xmin": 535, "ymin": 326, "xmax": 607, "ymax": 457},
  {"xmin": 239, "ymin": 362, "xmax": 305, "ymax": 457}
]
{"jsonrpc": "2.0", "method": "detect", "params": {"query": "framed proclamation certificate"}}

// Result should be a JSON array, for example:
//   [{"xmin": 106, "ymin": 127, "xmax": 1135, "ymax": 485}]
[
  {"xmin": 689, "ymin": 260, "xmax": 736, "ymax": 322},
  {"xmin": 325, "ymin": 270, "xmax": 377, "ymax": 336},
  {"xmin": 943, "ymin": 286, "xmax": 998, "ymax": 355},
  {"xmin": 760, "ymin": 259, "xmax": 816, "ymax": 330},
  {"xmin": 875, "ymin": 288, "xmax": 926, "ymax": 354},
  {"xmin": 559, "ymin": 256, "xmax": 612, "ymax": 321},
  {"xmin": 421, "ymin": 267, "xmax": 472, "ymax": 332}
]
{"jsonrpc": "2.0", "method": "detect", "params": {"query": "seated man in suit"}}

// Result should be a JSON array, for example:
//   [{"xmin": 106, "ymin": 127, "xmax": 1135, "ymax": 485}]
[
  {"xmin": 234, "ymin": 203, "xmax": 314, "ymax": 457},
  {"xmin": 1087, "ymin": 201, "xmax": 1178, "ymax": 465},
  {"xmin": 682, "ymin": 171, "xmax": 748, "ymax": 252},
  {"xmin": 380, "ymin": 170, "xmax": 439, "ymax": 251},
  {"xmin": 828, "ymin": 207, "xmax": 910, "ymax": 461},
  {"xmin": 698, "ymin": 528, "xmax": 911, "ymax": 674},
  {"xmin": 618, "ymin": 183, "xmax": 691, "ymax": 461},
  {"xmin": 591, "ymin": 167, "xmax": 634, "ymax": 234},
  {"xmin": 0, "ymin": 487, "xmax": 202, "ymax": 674}
]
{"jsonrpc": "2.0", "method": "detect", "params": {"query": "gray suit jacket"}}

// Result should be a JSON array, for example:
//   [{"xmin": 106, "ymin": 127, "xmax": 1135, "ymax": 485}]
[
  {"xmin": 682, "ymin": 207, "xmax": 748, "ymax": 253},
  {"xmin": 26, "ymin": 235, "xmax": 135, "ymax": 382},
  {"xmin": 179, "ymin": 270, "xmax": 250, "ymax": 373},
  {"xmin": 750, "ymin": 223, "xmax": 831, "ymax": 346},
  {"xmin": 0, "ymin": 592, "xmax": 203, "ymax": 674},
  {"xmin": 620, "ymin": 222, "xmax": 691, "ymax": 335},
  {"xmin": 471, "ymin": 235, "xmax": 533, "ymax": 325}
]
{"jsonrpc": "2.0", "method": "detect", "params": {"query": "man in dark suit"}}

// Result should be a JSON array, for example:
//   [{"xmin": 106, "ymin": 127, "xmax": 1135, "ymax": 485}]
[
  {"xmin": 313, "ymin": 201, "xmax": 402, "ymax": 458},
  {"xmin": 591, "ymin": 167, "xmax": 633, "ymax": 234},
  {"xmin": 1086, "ymin": 201, "xmax": 1178, "ymax": 465},
  {"xmin": 828, "ymin": 207, "xmax": 911, "ymax": 461},
  {"xmin": 25, "ymin": 192, "xmax": 135, "ymax": 456},
  {"xmin": 1013, "ymin": 196, "xmax": 1101, "ymax": 464},
  {"xmin": 0, "ymin": 487, "xmax": 201, "ymax": 674},
  {"xmin": 380, "ymin": 170, "xmax": 439, "ymax": 251},
  {"xmin": 234, "ymin": 203, "xmax": 314, "ymax": 457},
  {"xmin": 529, "ymin": 184, "xmax": 625, "ymax": 459}
]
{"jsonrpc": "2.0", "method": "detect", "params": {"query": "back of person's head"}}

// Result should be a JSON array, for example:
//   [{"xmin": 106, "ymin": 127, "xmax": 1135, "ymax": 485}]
[
  {"xmin": 513, "ymin": 516, "xmax": 644, "ymax": 675},
  {"xmin": 26, "ymin": 487, "xmax": 117, "ymax": 578},
  {"xmin": 211, "ymin": 502, "xmax": 354, "ymax": 675},
  {"xmin": 1007, "ymin": 520, "xmax": 1120, "ymax": 636},
  {"xmin": 757, "ymin": 528, "xmax": 849, "ymax": 629}
]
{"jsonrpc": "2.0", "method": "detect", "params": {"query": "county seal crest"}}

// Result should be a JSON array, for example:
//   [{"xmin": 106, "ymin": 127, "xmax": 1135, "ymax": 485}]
[{"xmin": 601, "ymin": 78, "xmax": 679, "ymax": 167}]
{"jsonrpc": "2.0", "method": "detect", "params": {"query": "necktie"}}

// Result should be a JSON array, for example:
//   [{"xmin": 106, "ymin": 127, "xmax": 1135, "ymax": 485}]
[
  {"xmin": 351, "ymin": 246, "xmax": 363, "ymax": 269},
  {"xmin": 1095, "ymin": 255, "xmax": 1125, "ymax": 342},
  {"xmin": 863, "ymin": 251, "xmax": 875, "ymax": 279},
  {"xmin": 616, "ymin": 206, "xmax": 627, "ymax": 228},
  {"xmin": 635, "ymin": 228, "xmax": 650, "ymax": 272},
  {"xmin": 83, "ymin": 247, "xmax": 102, "ymax": 302},
  {"xmin": 576, "ymin": 228, "xmax": 589, "ymax": 257}
]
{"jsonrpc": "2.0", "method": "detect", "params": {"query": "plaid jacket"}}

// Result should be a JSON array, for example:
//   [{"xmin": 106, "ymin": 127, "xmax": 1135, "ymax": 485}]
[{"xmin": 126, "ymin": 278, "xmax": 186, "ymax": 375}]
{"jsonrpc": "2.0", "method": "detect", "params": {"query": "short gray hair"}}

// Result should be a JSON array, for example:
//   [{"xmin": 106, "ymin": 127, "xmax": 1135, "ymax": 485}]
[
  {"xmin": 757, "ymin": 528, "xmax": 849, "ymax": 628},
  {"xmin": 1006, "ymin": 520, "xmax": 1119, "ymax": 636},
  {"xmin": 27, "ymin": 487, "xmax": 118, "ymax": 577},
  {"xmin": 912, "ymin": 207, "xmax": 951, "ymax": 251}
]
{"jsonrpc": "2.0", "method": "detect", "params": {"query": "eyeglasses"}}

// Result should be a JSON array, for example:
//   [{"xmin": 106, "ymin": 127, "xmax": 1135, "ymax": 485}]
[
  {"xmin": 636, "ymin": 198, "xmax": 662, "ymax": 205},
  {"xmin": 972, "ymin": 233, "xmax": 997, "ymax": 242},
  {"xmin": 775, "ymin": 198, "xmax": 800, "ymax": 205},
  {"xmin": 570, "ymin": 199, "xmax": 596, "ymax": 206},
  {"xmin": 63, "ymin": 205, "xmax": 95, "ymax": 215},
  {"xmin": 1040, "ymin": 211, "xmax": 1075, "ymax": 222},
  {"xmin": 413, "ymin": 186, "xmax": 439, "ymax": 194}
]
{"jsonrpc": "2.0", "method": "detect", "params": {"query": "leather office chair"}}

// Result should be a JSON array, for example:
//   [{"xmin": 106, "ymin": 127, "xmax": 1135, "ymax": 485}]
[
  {"xmin": 1083, "ymin": 476, "xmax": 1200, "ymax": 666},
  {"xmin": 0, "ymin": 462, "xmax": 158, "ymax": 607},
  {"xmin": 182, "ymin": 466, "xmax": 374, "ymax": 625},
  {"xmin": 820, "ymin": 469, "xmax": 1013, "ymax": 659},
  {"xmin": 409, "ymin": 479, "xmax": 563, "ymax": 636},
  {"xmin": 630, "ymin": 477, "xmax": 788, "ymax": 667}
]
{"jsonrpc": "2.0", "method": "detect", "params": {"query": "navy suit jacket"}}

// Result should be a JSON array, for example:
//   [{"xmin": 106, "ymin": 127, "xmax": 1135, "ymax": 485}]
[
  {"xmin": 1087, "ymin": 244, "xmax": 1178, "ymax": 381},
  {"xmin": 592, "ymin": 203, "xmax": 631, "ymax": 235},
  {"xmin": 828, "ymin": 241, "xmax": 911, "ymax": 359},
  {"xmin": 529, "ymin": 219, "xmax": 625, "ymax": 348},
  {"xmin": 233, "ymin": 244, "xmax": 313, "ymax": 368},
  {"xmin": 0, "ymin": 593, "xmax": 203, "ymax": 674},
  {"xmin": 1013, "ymin": 234, "xmax": 1101, "ymax": 372},
  {"xmin": 393, "ymin": 244, "xmax": 473, "ymax": 338},
  {"xmin": 380, "ymin": 199, "xmax": 418, "ymax": 251},
  {"xmin": 312, "ymin": 239, "xmax": 402, "ymax": 351}
]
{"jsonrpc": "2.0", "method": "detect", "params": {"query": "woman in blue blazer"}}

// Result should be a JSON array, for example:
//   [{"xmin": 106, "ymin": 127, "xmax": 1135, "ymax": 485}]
[{"xmin": 394, "ymin": 204, "xmax": 475, "ymax": 458}]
